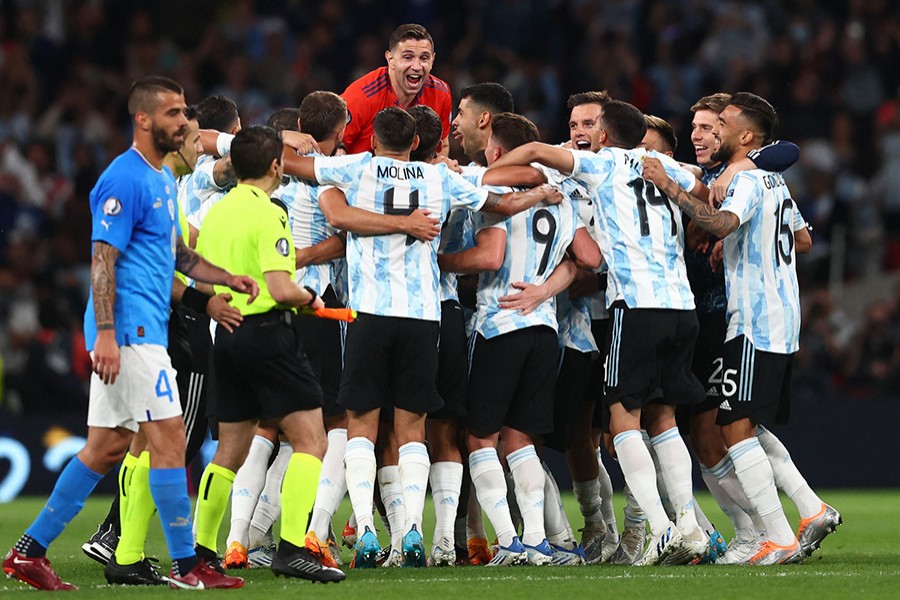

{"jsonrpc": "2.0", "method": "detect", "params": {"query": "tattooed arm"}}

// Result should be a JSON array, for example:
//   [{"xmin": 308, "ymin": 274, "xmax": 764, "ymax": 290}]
[
  {"xmin": 212, "ymin": 156, "xmax": 236, "ymax": 188},
  {"xmin": 175, "ymin": 238, "xmax": 260, "ymax": 301},
  {"xmin": 91, "ymin": 241, "xmax": 120, "ymax": 384},
  {"xmin": 642, "ymin": 157, "xmax": 739, "ymax": 239}
]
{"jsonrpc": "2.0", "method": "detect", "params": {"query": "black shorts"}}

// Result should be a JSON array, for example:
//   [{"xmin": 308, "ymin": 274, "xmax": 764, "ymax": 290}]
[
  {"xmin": 715, "ymin": 335, "xmax": 793, "ymax": 428},
  {"xmin": 210, "ymin": 310, "xmax": 323, "ymax": 423},
  {"xmin": 295, "ymin": 286, "xmax": 344, "ymax": 418},
  {"xmin": 430, "ymin": 300, "xmax": 468, "ymax": 420},
  {"xmin": 466, "ymin": 326, "xmax": 558, "ymax": 436},
  {"xmin": 590, "ymin": 319, "xmax": 610, "ymax": 431},
  {"xmin": 544, "ymin": 346, "xmax": 593, "ymax": 451},
  {"xmin": 676, "ymin": 311, "xmax": 727, "ymax": 431},
  {"xmin": 603, "ymin": 302, "xmax": 705, "ymax": 411},
  {"xmin": 168, "ymin": 303, "xmax": 206, "ymax": 462},
  {"xmin": 337, "ymin": 312, "xmax": 442, "ymax": 415}
]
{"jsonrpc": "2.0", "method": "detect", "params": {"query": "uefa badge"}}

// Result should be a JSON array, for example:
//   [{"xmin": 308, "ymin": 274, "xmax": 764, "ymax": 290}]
[
  {"xmin": 276, "ymin": 238, "xmax": 290, "ymax": 257},
  {"xmin": 102, "ymin": 197, "xmax": 122, "ymax": 216}
]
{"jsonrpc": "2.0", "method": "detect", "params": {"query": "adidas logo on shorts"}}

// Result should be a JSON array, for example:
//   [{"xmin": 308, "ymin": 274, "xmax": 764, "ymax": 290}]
[{"xmin": 719, "ymin": 400, "xmax": 732, "ymax": 411}]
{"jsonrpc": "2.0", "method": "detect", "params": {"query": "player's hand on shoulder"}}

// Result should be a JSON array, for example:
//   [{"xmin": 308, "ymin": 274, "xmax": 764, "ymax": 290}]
[
  {"xmin": 640, "ymin": 156, "xmax": 668, "ymax": 188},
  {"xmin": 282, "ymin": 131, "xmax": 320, "ymax": 156},
  {"xmin": 92, "ymin": 332, "xmax": 120, "ymax": 385},
  {"xmin": 405, "ymin": 209, "xmax": 442, "ymax": 242},
  {"xmin": 206, "ymin": 293, "xmax": 243, "ymax": 333},
  {"xmin": 226, "ymin": 275, "xmax": 260, "ymax": 303},
  {"xmin": 709, "ymin": 165, "xmax": 739, "ymax": 206},
  {"xmin": 435, "ymin": 155, "xmax": 462, "ymax": 173}
]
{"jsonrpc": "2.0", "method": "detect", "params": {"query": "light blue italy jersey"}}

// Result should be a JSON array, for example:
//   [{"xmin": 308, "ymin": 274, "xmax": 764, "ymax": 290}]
[
  {"xmin": 473, "ymin": 195, "xmax": 581, "ymax": 339},
  {"xmin": 181, "ymin": 155, "xmax": 231, "ymax": 229},
  {"xmin": 314, "ymin": 153, "xmax": 488, "ymax": 321},
  {"xmin": 569, "ymin": 147, "xmax": 697, "ymax": 310},
  {"xmin": 719, "ymin": 171, "xmax": 802, "ymax": 354},
  {"xmin": 84, "ymin": 148, "xmax": 180, "ymax": 350},
  {"xmin": 276, "ymin": 172, "xmax": 341, "ymax": 295}
]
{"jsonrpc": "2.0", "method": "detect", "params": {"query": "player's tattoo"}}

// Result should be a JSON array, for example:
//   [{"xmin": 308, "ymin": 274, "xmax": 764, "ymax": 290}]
[
  {"xmin": 213, "ymin": 156, "xmax": 236, "ymax": 187},
  {"xmin": 91, "ymin": 241, "xmax": 119, "ymax": 329},
  {"xmin": 659, "ymin": 178, "xmax": 738, "ymax": 238},
  {"xmin": 175, "ymin": 238, "xmax": 201, "ymax": 275},
  {"xmin": 482, "ymin": 192, "xmax": 502, "ymax": 210}
]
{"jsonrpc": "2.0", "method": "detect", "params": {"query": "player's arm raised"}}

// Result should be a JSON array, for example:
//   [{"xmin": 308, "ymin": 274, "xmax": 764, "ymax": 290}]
[
  {"xmin": 481, "ymin": 165, "xmax": 547, "ymax": 188},
  {"xmin": 481, "ymin": 183, "xmax": 563, "ymax": 217},
  {"xmin": 488, "ymin": 141, "xmax": 576, "ymax": 176},
  {"xmin": 642, "ymin": 157, "xmax": 738, "ymax": 239}
]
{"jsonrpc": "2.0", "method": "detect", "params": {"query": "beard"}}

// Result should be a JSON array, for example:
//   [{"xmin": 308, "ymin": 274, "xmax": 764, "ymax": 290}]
[
  {"xmin": 152, "ymin": 124, "xmax": 185, "ymax": 154},
  {"xmin": 710, "ymin": 137, "xmax": 735, "ymax": 164}
]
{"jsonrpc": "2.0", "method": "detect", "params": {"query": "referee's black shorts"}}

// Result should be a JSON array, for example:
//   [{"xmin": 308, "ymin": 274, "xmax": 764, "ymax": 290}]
[
  {"xmin": 338, "ymin": 312, "xmax": 442, "ymax": 415},
  {"xmin": 210, "ymin": 309, "xmax": 323, "ymax": 423}
]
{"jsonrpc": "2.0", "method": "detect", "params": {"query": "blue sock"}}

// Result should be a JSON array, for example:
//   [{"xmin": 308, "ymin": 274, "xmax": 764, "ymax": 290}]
[
  {"xmin": 25, "ymin": 456, "xmax": 104, "ymax": 550},
  {"xmin": 148, "ymin": 467, "xmax": 196, "ymax": 561}
]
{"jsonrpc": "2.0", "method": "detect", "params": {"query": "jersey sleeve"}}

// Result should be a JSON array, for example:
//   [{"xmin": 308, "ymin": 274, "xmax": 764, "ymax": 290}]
[
  {"xmin": 444, "ymin": 167, "xmax": 489, "ymax": 211},
  {"xmin": 183, "ymin": 158, "xmax": 226, "ymax": 229},
  {"xmin": 568, "ymin": 148, "xmax": 614, "ymax": 189},
  {"xmin": 258, "ymin": 204, "xmax": 296, "ymax": 274},
  {"xmin": 719, "ymin": 173, "xmax": 762, "ymax": 225},
  {"xmin": 340, "ymin": 86, "xmax": 372, "ymax": 154},
  {"xmin": 91, "ymin": 172, "xmax": 138, "ymax": 252},
  {"xmin": 473, "ymin": 210, "xmax": 508, "ymax": 234},
  {"xmin": 438, "ymin": 90, "xmax": 453, "ymax": 142},
  {"xmin": 314, "ymin": 154, "xmax": 368, "ymax": 188},
  {"xmin": 657, "ymin": 153, "xmax": 697, "ymax": 194},
  {"xmin": 748, "ymin": 140, "xmax": 800, "ymax": 173}
]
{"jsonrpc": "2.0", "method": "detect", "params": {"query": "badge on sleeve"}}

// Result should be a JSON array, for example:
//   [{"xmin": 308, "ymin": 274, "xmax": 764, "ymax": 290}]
[
  {"xmin": 102, "ymin": 197, "xmax": 122, "ymax": 216},
  {"xmin": 276, "ymin": 238, "xmax": 290, "ymax": 257}
]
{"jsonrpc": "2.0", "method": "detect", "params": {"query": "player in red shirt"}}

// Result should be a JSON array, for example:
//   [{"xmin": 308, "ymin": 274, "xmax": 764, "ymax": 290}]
[{"xmin": 341, "ymin": 24, "xmax": 452, "ymax": 156}]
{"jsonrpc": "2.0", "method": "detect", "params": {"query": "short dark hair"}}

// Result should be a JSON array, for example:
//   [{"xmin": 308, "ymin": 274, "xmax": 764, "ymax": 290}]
[
  {"xmin": 127, "ymin": 76, "xmax": 183, "ymax": 117},
  {"xmin": 388, "ymin": 23, "xmax": 433, "ymax": 51},
  {"xmin": 728, "ymin": 92, "xmax": 778, "ymax": 143},
  {"xmin": 459, "ymin": 82, "xmax": 514, "ymax": 115},
  {"xmin": 230, "ymin": 126, "xmax": 282, "ymax": 180},
  {"xmin": 566, "ymin": 90, "xmax": 610, "ymax": 111},
  {"xmin": 644, "ymin": 115, "xmax": 677, "ymax": 153},
  {"xmin": 598, "ymin": 100, "xmax": 647, "ymax": 149},
  {"xmin": 267, "ymin": 108, "xmax": 301, "ymax": 133},
  {"xmin": 194, "ymin": 95, "xmax": 240, "ymax": 132},
  {"xmin": 299, "ymin": 91, "xmax": 347, "ymax": 142},
  {"xmin": 691, "ymin": 93, "xmax": 731, "ymax": 114},
  {"xmin": 409, "ymin": 105, "xmax": 442, "ymax": 161},
  {"xmin": 373, "ymin": 107, "xmax": 416, "ymax": 152},
  {"xmin": 489, "ymin": 112, "xmax": 540, "ymax": 152},
  {"xmin": 185, "ymin": 104, "xmax": 199, "ymax": 121}
]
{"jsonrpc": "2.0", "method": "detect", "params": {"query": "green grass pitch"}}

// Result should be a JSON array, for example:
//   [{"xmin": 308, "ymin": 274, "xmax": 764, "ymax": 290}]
[{"xmin": 2, "ymin": 490, "xmax": 899, "ymax": 598}]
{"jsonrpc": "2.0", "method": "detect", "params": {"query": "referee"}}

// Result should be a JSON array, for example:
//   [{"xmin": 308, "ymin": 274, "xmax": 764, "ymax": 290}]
[{"xmin": 192, "ymin": 125, "xmax": 345, "ymax": 583}]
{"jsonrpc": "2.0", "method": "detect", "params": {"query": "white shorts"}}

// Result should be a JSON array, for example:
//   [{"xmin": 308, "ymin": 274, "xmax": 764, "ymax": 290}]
[{"xmin": 87, "ymin": 344, "xmax": 182, "ymax": 432}]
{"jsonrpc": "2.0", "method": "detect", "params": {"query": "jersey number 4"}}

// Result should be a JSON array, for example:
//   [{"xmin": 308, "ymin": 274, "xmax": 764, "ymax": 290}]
[
  {"xmin": 628, "ymin": 178, "xmax": 676, "ymax": 237},
  {"xmin": 384, "ymin": 187, "xmax": 419, "ymax": 246}
]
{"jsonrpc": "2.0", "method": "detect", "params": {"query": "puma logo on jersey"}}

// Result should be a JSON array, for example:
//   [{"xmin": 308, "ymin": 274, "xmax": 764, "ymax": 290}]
[{"xmin": 101, "ymin": 220, "xmax": 111, "ymax": 231}]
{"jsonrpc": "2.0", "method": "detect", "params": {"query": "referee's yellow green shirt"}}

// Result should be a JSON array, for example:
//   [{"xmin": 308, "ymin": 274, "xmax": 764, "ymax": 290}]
[{"xmin": 196, "ymin": 183, "xmax": 296, "ymax": 316}]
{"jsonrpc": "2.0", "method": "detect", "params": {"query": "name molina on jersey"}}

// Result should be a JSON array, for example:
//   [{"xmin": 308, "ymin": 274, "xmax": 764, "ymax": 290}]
[{"xmin": 377, "ymin": 164, "xmax": 425, "ymax": 180}]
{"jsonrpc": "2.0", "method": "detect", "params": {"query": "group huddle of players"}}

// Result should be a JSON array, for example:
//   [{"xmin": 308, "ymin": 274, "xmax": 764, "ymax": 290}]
[{"xmin": 4, "ymin": 23, "xmax": 842, "ymax": 592}]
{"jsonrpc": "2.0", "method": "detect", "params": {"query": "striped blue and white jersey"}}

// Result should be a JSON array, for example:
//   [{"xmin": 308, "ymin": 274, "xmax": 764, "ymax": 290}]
[
  {"xmin": 276, "ymin": 173, "xmax": 341, "ymax": 295},
  {"xmin": 569, "ymin": 147, "xmax": 697, "ymax": 310},
  {"xmin": 438, "ymin": 208, "xmax": 474, "ymax": 302},
  {"xmin": 719, "ymin": 170, "xmax": 802, "ymax": 354},
  {"xmin": 181, "ymin": 155, "xmax": 232, "ymax": 229},
  {"xmin": 473, "ymin": 195, "xmax": 581, "ymax": 339},
  {"xmin": 314, "ymin": 153, "xmax": 488, "ymax": 321}
]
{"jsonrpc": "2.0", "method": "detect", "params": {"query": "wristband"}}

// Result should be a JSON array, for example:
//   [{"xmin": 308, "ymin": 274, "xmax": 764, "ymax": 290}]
[
  {"xmin": 303, "ymin": 286, "xmax": 318, "ymax": 307},
  {"xmin": 216, "ymin": 133, "xmax": 235, "ymax": 157},
  {"xmin": 182, "ymin": 286, "xmax": 211, "ymax": 313}
]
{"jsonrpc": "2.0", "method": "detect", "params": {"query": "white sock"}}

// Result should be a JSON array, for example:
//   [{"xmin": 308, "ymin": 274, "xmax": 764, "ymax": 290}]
[
  {"xmin": 596, "ymin": 448, "xmax": 617, "ymax": 528},
  {"xmin": 469, "ymin": 447, "xmax": 516, "ymax": 547},
  {"xmin": 647, "ymin": 435, "xmax": 674, "ymax": 519},
  {"xmin": 507, "ymin": 446, "xmax": 546, "ymax": 546},
  {"xmin": 309, "ymin": 428, "xmax": 348, "ymax": 540},
  {"xmin": 693, "ymin": 497, "xmax": 714, "ymax": 534},
  {"xmin": 466, "ymin": 480, "xmax": 487, "ymax": 539},
  {"xmin": 650, "ymin": 427, "xmax": 700, "ymax": 534},
  {"xmin": 377, "ymin": 465, "xmax": 405, "ymax": 547},
  {"xmin": 542, "ymin": 462, "xmax": 573, "ymax": 544},
  {"xmin": 344, "ymin": 437, "xmax": 377, "ymax": 535},
  {"xmin": 572, "ymin": 478, "xmax": 604, "ymax": 528},
  {"xmin": 398, "ymin": 442, "xmax": 430, "ymax": 535},
  {"xmin": 702, "ymin": 457, "xmax": 756, "ymax": 541},
  {"xmin": 757, "ymin": 426, "xmax": 822, "ymax": 519},
  {"xmin": 714, "ymin": 456, "xmax": 767, "ymax": 538},
  {"xmin": 227, "ymin": 435, "xmax": 274, "ymax": 547},
  {"xmin": 429, "ymin": 461, "xmax": 463, "ymax": 546},
  {"xmin": 728, "ymin": 437, "xmax": 795, "ymax": 545},
  {"xmin": 613, "ymin": 430, "xmax": 670, "ymax": 538},
  {"xmin": 248, "ymin": 441, "xmax": 291, "ymax": 548}
]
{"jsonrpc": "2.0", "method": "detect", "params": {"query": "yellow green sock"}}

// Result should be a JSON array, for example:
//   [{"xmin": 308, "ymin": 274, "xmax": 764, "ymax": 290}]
[
  {"xmin": 115, "ymin": 451, "xmax": 155, "ymax": 565},
  {"xmin": 117, "ymin": 452, "xmax": 139, "ymax": 532},
  {"xmin": 279, "ymin": 452, "xmax": 322, "ymax": 547},
  {"xmin": 194, "ymin": 462, "xmax": 235, "ymax": 553}
]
